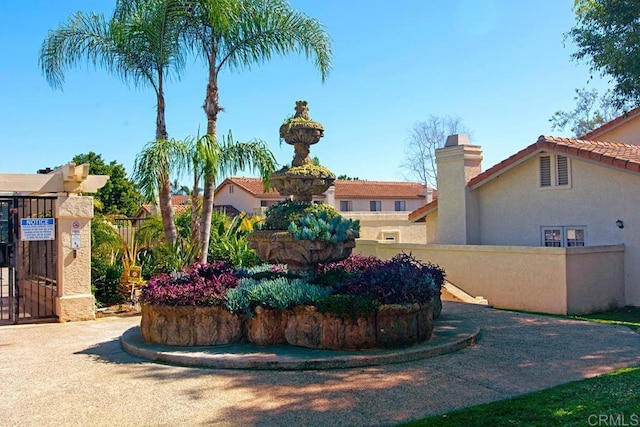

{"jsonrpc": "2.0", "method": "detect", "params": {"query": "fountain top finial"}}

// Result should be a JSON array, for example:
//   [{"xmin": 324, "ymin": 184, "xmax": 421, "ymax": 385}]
[{"xmin": 294, "ymin": 100, "xmax": 310, "ymax": 120}]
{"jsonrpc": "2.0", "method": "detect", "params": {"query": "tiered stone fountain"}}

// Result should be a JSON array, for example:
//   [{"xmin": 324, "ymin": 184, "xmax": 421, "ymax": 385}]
[{"xmin": 248, "ymin": 101, "xmax": 358, "ymax": 269}]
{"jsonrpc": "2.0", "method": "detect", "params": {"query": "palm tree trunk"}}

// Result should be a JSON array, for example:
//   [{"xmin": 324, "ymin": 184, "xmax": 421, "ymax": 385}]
[
  {"xmin": 199, "ymin": 60, "xmax": 220, "ymax": 263},
  {"xmin": 156, "ymin": 81, "xmax": 177, "ymax": 246},
  {"xmin": 190, "ymin": 170, "xmax": 201, "ymax": 247}
]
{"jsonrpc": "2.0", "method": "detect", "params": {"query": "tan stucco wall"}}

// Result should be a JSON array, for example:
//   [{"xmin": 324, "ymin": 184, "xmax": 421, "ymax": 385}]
[
  {"xmin": 55, "ymin": 194, "xmax": 95, "ymax": 321},
  {"xmin": 474, "ymin": 154, "xmax": 640, "ymax": 305},
  {"xmin": 566, "ymin": 247, "xmax": 625, "ymax": 314},
  {"xmin": 355, "ymin": 240, "xmax": 625, "ymax": 315},
  {"xmin": 344, "ymin": 213, "xmax": 426, "ymax": 243},
  {"xmin": 592, "ymin": 117, "xmax": 640, "ymax": 145},
  {"xmin": 426, "ymin": 210, "xmax": 439, "ymax": 243}
]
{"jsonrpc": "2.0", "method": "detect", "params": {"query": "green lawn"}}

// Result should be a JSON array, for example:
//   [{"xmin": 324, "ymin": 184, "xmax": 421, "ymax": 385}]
[
  {"xmin": 572, "ymin": 306, "xmax": 640, "ymax": 330},
  {"xmin": 401, "ymin": 307, "xmax": 640, "ymax": 426}
]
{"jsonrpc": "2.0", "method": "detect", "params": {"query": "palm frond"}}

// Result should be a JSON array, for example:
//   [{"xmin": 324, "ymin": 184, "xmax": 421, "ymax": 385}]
[
  {"xmin": 216, "ymin": 0, "xmax": 332, "ymax": 81},
  {"xmin": 132, "ymin": 138, "xmax": 190, "ymax": 202},
  {"xmin": 39, "ymin": 12, "xmax": 120, "ymax": 89}
]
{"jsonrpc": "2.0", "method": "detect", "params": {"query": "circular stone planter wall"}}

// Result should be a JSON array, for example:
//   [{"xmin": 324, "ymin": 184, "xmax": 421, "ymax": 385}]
[
  {"xmin": 140, "ymin": 302, "xmax": 434, "ymax": 350},
  {"xmin": 140, "ymin": 304, "xmax": 243, "ymax": 346},
  {"xmin": 246, "ymin": 306, "xmax": 288, "ymax": 346},
  {"xmin": 285, "ymin": 303, "xmax": 434, "ymax": 350},
  {"xmin": 285, "ymin": 305, "xmax": 377, "ymax": 350}
]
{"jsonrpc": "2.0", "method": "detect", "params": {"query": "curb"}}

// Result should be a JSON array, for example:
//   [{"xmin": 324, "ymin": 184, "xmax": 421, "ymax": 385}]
[{"xmin": 120, "ymin": 315, "xmax": 480, "ymax": 371}]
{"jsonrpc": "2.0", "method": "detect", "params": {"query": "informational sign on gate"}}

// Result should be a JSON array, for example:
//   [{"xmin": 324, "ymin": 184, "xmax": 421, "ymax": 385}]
[{"xmin": 20, "ymin": 218, "xmax": 55, "ymax": 241}]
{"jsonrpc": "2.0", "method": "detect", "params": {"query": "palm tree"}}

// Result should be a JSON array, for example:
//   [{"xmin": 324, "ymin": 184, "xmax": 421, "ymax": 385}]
[
  {"xmin": 183, "ymin": 0, "xmax": 333, "ymax": 261},
  {"xmin": 188, "ymin": 132, "xmax": 276, "ymax": 261},
  {"xmin": 39, "ymin": 0, "xmax": 187, "ymax": 244}
]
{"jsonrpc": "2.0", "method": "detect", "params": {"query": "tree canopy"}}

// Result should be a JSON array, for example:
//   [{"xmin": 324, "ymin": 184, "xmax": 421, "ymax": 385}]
[
  {"xmin": 400, "ymin": 116, "xmax": 470, "ymax": 188},
  {"xmin": 568, "ymin": 0, "xmax": 640, "ymax": 109},
  {"xmin": 549, "ymin": 88, "xmax": 620, "ymax": 137},
  {"xmin": 72, "ymin": 152, "xmax": 142, "ymax": 216}
]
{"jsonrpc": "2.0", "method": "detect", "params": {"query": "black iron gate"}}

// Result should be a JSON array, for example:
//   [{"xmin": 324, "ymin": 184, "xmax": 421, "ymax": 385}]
[{"xmin": 0, "ymin": 196, "xmax": 57, "ymax": 324}]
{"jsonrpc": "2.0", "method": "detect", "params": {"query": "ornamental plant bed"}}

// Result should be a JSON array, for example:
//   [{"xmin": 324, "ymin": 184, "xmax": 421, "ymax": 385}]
[{"xmin": 138, "ymin": 255, "xmax": 445, "ymax": 349}]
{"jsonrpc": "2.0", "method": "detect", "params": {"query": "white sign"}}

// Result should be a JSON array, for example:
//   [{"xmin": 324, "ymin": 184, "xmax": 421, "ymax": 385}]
[
  {"xmin": 20, "ymin": 218, "xmax": 55, "ymax": 241},
  {"xmin": 71, "ymin": 233, "xmax": 81, "ymax": 249}
]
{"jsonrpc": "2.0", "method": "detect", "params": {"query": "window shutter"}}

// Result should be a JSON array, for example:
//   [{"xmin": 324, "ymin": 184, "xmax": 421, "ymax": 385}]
[
  {"xmin": 540, "ymin": 156, "xmax": 551, "ymax": 187},
  {"xmin": 556, "ymin": 155, "xmax": 569, "ymax": 186}
]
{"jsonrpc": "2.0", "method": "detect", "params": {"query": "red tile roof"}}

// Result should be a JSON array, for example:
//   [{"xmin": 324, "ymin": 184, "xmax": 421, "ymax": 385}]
[
  {"xmin": 580, "ymin": 107, "xmax": 640, "ymax": 140},
  {"xmin": 170, "ymin": 195, "xmax": 190, "ymax": 205},
  {"xmin": 218, "ymin": 177, "xmax": 427, "ymax": 199},
  {"xmin": 468, "ymin": 135, "xmax": 640, "ymax": 188},
  {"xmin": 216, "ymin": 177, "xmax": 280, "ymax": 197},
  {"xmin": 408, "ymin": 199, "xmax": 438, "ymax": 222},
  {"xmin": 334, "ymin": 180, "xmax": 426, "ymax": 198}
]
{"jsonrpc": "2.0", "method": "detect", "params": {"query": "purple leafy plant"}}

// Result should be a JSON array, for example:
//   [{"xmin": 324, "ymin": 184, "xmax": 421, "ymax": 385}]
[
  {"xmin": 316, "ymin": 253, "xmax": 445, "ymax": 305},
  {"xmin": 140, "ymin": 260, "xmax": 238, "ymax": 306}
]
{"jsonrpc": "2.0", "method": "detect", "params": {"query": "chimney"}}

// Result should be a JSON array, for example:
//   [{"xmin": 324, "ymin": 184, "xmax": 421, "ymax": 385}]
[
  {"xmin": 435, "ymin": 134, "xmax": 482, "ymax": 244},
  {"xmin": 325, "ymin": 184, "xmax": 336, "ymax": 208},
  {"xmin": 422, "ymin": 185, "xmax": 434, "ymax": 203}
]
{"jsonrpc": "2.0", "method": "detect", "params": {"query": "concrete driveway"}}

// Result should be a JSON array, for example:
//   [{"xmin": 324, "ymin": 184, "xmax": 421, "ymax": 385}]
[{"xmin": 1, "ymin": 302, "xmax": 639, "ymax": 426}]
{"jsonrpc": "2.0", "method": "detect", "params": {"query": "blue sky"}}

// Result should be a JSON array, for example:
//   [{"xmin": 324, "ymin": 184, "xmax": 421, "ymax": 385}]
[{"xmin": 0, "ymin": 0, "xmax": 611, "ymax": 185}]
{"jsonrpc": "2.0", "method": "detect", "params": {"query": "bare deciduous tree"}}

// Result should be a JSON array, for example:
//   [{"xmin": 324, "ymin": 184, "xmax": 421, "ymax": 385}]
[{"xmin": 400, "ymin": 115, "xmax": 470, "ymax": 188}]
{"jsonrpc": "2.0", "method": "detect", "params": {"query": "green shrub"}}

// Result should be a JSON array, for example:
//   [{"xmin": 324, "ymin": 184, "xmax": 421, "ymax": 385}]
[
  {"xmin": 225, "ymin": 276, "xmax": 332, "ymax": 316},
  {"xmin": 91, "ymin": 259, "xmax": 125, "ymax": 307},
  {"xmin": 288, "ymin": 210, "xmax": 359, "ymax": 243},
  {"xmin": 261, "ymin": 201, "xmax": 359, "ymax": 243}
]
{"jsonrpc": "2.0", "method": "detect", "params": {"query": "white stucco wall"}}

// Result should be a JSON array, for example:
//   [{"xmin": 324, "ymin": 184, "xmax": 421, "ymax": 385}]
[
  {"xmin": 336, "ymin": 198, "xmax": 424, "ymax": 213},
  {"xmin": 213, "ymin": 184, "xmax": 262, "ymax": 213},
  {"xmin": 474, "ymin": 154, "xmax": 640, "ymax": 305}
]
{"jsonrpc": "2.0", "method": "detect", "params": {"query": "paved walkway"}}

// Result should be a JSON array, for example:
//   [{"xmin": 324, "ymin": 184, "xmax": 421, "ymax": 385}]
[{"xmin": 1, "ymin": 302, "xmax": 639, "ymax": 426}]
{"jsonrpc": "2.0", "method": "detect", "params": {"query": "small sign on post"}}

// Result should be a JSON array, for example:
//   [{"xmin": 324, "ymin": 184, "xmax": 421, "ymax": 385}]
[
  {"xmin": 20, "ymin": 218, "xmax": 55, "ymax": 241},
  {"xmin": 71, "ymin": 219, "xmax": 81, "ymax": 249}
]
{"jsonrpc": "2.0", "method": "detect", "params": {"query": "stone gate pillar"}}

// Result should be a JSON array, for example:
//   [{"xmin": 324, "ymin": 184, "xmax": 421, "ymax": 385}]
[{"xmin": 55, "ymin": 194, "xmax": 95, "ymax": 321}]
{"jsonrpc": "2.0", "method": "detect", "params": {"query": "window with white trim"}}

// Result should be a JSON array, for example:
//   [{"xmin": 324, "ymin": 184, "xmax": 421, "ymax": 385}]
[
  {"xmin": 539, "ymin": 154, "xmax": 571, "ymax": 188},
  {"xmin": 541, "ymin": 226, "xmax": 586, "ymax": 247},
  {"xmin": 370, "ymin": 201, "xmax": 382, "ymax": 212},
  {"xmin": 339, "ymin": 200, "xmax": 352, "ymax": 212}
]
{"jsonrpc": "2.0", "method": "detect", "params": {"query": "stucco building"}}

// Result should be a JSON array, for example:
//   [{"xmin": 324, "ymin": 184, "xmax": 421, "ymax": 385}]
[{"xmin": 391, "ymin": 109, "xmax": 640, "ymax": 312}]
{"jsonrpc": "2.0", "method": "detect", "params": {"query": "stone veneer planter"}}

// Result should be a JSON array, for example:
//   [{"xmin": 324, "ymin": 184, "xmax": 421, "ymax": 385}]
[
  {"xmin": 140, "ymin": 302, "xmax": 435, "ymax": 350},
  {"xmin": 285, "ymin": 305, "xmax": 377, "ymax": 350},
  {"xmin": 247, "ymin": 230, "xmax": 357, "ymax": 271},
  {"xmin": 246, "ymin": 306, "xmax": 288, "ymax": 346},
  {"xmin": 140, "ymin": 305, "xmax": 243, "ymax": 346}
]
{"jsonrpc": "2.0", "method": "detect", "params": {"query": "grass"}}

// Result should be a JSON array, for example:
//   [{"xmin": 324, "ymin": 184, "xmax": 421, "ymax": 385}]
[
  {"xmin": 401, "ymin": 307, "xmax": 640, "ymax": 426},
  {"xmin": 401, "ymin": 366, "xmax": 640, "ymax": 426},
  {"xmin": 571, "ymin": 306, "xmax": 640, "ymax": 330}
]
